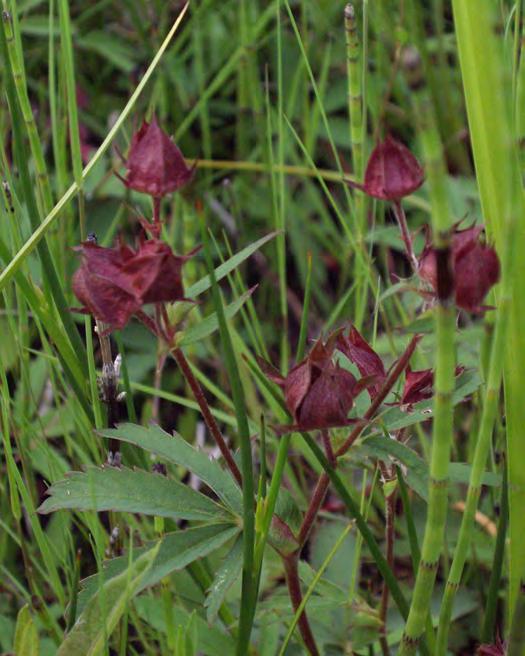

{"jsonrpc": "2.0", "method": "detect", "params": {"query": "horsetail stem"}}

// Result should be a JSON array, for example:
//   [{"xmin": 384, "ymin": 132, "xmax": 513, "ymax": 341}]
[
  {"xmin": 345, "ymin": 3, "xmax": 368, "ymax": 329},
  {"xmin": 397, "ymin": 47, "xmax": 456, "ymax": 656}
]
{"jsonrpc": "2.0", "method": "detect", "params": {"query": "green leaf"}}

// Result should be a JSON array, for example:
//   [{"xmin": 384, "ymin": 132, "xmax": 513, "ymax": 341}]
[
  {"xmin": 179, "ymin": 287, "xmax": 256, "ymax": 347},
  {"xmin": 38, "ymin": 466, "xmax": 232, "ymax": 522},
  {"xmin": 77, "ymin": 31, "xmax": 137, "ymax": 73},
  {"xmin": 13, "ymin": 605, "xmax": 39, "ymax": 656},
  {"xmin": 362, "ymin": 436, "xmax": 500, "ymax": 501},
  {"xmin": 77, "ymin": 524, "xmax": 239, "ymax": 616},
  {"xmin": 205, "ymin": 534, "xmax": 242, "ymax": 623},
  {"xmin": 185, "ymin": 231, "xmax": 277, "ymax": 299},
  {"xmin": 58, "ymin": 545, "xmax": 158, "ymax": 655},
  {"xmin": 135, "ymin": 596, "xmax": 236, "ymax": 655},
  {"xmin": 376, "ymin": 369, "xmax": 482, "ymax": 432},
  {"xmin": 99, "ymin": 423, "xmax": 242, "ymax": 514}
]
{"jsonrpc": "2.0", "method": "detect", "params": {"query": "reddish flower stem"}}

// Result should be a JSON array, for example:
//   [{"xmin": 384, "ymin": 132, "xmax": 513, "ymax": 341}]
[
  {"xmin": 283, "ymin": 553, "xmax": 320, "ymax": 656},
  {"xmin": 171, "ymin": 346, "xmax": 243, "ymax": 488},
  {"xmin": 152, "ymin": 196, "xmax": 161, "ymax": 238},
  {"xmin": 135, "ymin": 309, "xmax": 243, "ymax": 487},
  {"xmin": 392, "ymin": 200, "xmax": 418, "ymax": 273}
]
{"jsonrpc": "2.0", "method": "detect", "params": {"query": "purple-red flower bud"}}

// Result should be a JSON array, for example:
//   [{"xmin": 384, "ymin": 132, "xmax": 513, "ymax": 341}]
[
  {"xmin": 418, "ymin": 225, "xmax": 500, "ymax": 312},
  {"xmin": 124, "ymin": 117, "xmax": 193, "ymax": 197},
  {"xmin": 72, "ymin": 238, "xmax": 190, "ymax": 330},
  {"xmin": 337, "ymin": 326, "xmax": 386, "ymax": 399},
  {"xmin": 476, "ymin": 636, "xmax": 507, "ymax": 656},
  {"xmin": 349, "ymin": 135, "xmax": 424, "ymax": 201},
  {"xmin": 259, "ymin": 334, "xmax": 366, "ymax": 432},
  {"xmin": 400, "ymin": 365, "xmax": 464, "ymax": 409}
]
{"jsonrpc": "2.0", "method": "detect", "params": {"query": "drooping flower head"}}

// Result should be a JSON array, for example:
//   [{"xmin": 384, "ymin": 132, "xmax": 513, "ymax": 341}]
[
  {"xmin": 123, "ymin": 117, "xmax": 193, "ymax": 197},
  {"xmin": 259, "ymin": 332, "xmax": 367, "ymax": 433},
  {"xmin": 418, "ymin": 224, "xmax": 500, "ymax": 312},
  {"xmin": 349, "ymin": 135, "xmax": 424, "ymax": 201},
  {"xmin": 72, "ymin": 237, "xmax": 191, "ymax": 330}
]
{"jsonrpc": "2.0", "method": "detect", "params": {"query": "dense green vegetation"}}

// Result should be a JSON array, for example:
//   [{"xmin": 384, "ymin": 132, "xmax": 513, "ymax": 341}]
[{"xmin": 0, "ymin": 1, "xmax": 524, "ymax": 654}]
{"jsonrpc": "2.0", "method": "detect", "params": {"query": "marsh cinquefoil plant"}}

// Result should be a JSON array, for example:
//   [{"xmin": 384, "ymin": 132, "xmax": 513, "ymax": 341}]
[{"xmin": 1, "ymin": 1, "xmax": 523, "ymax": 655}]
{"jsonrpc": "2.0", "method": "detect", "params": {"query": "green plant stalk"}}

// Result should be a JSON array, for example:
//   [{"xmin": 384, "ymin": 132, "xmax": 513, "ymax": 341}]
[
  {"xmin": 508, "ymin": 585, "xmax": 525, "ymax": 656},
  {"xmin": 253, "ymin": 245, "xmax": 314, "ymax": 570},
  {"xmin": 398, "ymin": 48, "xmax": 455, "ymax": 656},
  {"xmin": 482, "ymin": 459, "xmax": 508, "ymax": 643},
  {"xmin": 0, "ymin": 3, "xmax": 189, "ymax": 292},
  {"xmin": 199, "ymin": 213, "xmax": 255, "ymax": 655},
  {"xmin": 453, "ymin": 0, "xmax": 525, "ymax": 616},
  {"xmin": 275, "ymin": 1, "xmax": 289, "ymax": 371},
  {"xmin": 345, "ymin": 4, "xmax": 367, "ymax": 329},
  {"xmin": 0, "ymin": 17, "xmax": 89, "ymax": 372},
  {"xmin": 58, "ymin": 0, "xmax": 104, "ymax": 430},
  {"xmin": 436, "ymin": 174, "xmax": 517, "ymax": 651},
  {"xmin": 2, "ymin": 1, "xmax": 53, "ymax": 215}
]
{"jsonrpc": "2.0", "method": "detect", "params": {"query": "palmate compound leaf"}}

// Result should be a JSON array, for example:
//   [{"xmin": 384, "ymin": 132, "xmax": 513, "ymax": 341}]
[
  {"xmin": 99, "ymin": 423, "xmax": 242, "ymax": 514},
  {"xmin": 76, "ymin": 523, "xmax": 240, "ymax": 617},
  {"xmin": 58, "ymin": 543, "xmax": 159, "ymax": 656},
  {"xmin": 204, "ymin": 533, "xmax": 242, "ymax": 623},
  {"xmin": 38, "ymin": 465, "xmax": 234, "ymax": 522}
]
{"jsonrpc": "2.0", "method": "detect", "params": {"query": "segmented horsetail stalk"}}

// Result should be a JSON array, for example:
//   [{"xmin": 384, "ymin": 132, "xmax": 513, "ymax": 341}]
[
  {"xmin": 397, "ymin": 47, "xmax": 456, "ymax": 656},
  {"xmin": 345, "ymin": 4, "xmax": 368, "ymax": 329},
  {"xmin": 435, "ymin": 163, "xmax": 518, "ymax": 651}
]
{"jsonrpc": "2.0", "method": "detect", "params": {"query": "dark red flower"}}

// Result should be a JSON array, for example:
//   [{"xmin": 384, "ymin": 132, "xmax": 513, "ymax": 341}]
[
  {"xmin": 72, "ymin": 238, "xmax": 190, "ymax": 330},
  {"xmin": 337, "ymin": 326, "xmax": 386, "ymax": 399},
  {"xmin": 400, "ymin": 365, "xmax": 464, "ymax": 409},
  {"xmin": 124, "ymin": 117, "xmax": 193, "ymax": 197},
  {"xmin": 349, "ymin": 135, "xmax": 424, "ymax": 201},
  {"xmin": 401, "ymin": 367, "xmax": 434, "ymax": 406},
  {"xmin": 476, "ymin": 636, "xmax": 507, "ymax": 655},
  {"xmin": 259, "ymin": 333, "xmax": 368, "ymax": 433},
  {"xmin": 418, "ymin": 224, "xmax": 500, "ymax": 312}
]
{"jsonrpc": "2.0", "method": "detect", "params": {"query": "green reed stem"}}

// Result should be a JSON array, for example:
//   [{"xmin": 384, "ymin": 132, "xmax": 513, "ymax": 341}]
[
  {"xmin": 199, "ymin": 212, "xmax": 256, "ymax": 655},
  {"xmin": 398, "ymin": 48, "xmax": 456, "ymax": 656},
  {"xmin": 2, "ymin": 1, "xmax": 53, "ymax": 215},
  {"xmin": 58, "ymin": 0, "xmax": 104, "ymax": 430},
  {"xmin": 508, "ymin": 584, "xmax": 525, "ymax": 656},
  {"xmin": 0, "ymin": 21, "xmax": 88, "ymax": 373},
  {"xmin": 481, "ymin": 459, "xmax": 508, "ymax": 643},
  {"xmin": 452, "ymin": 0, "xmax": 525, "ymax": 615}
]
